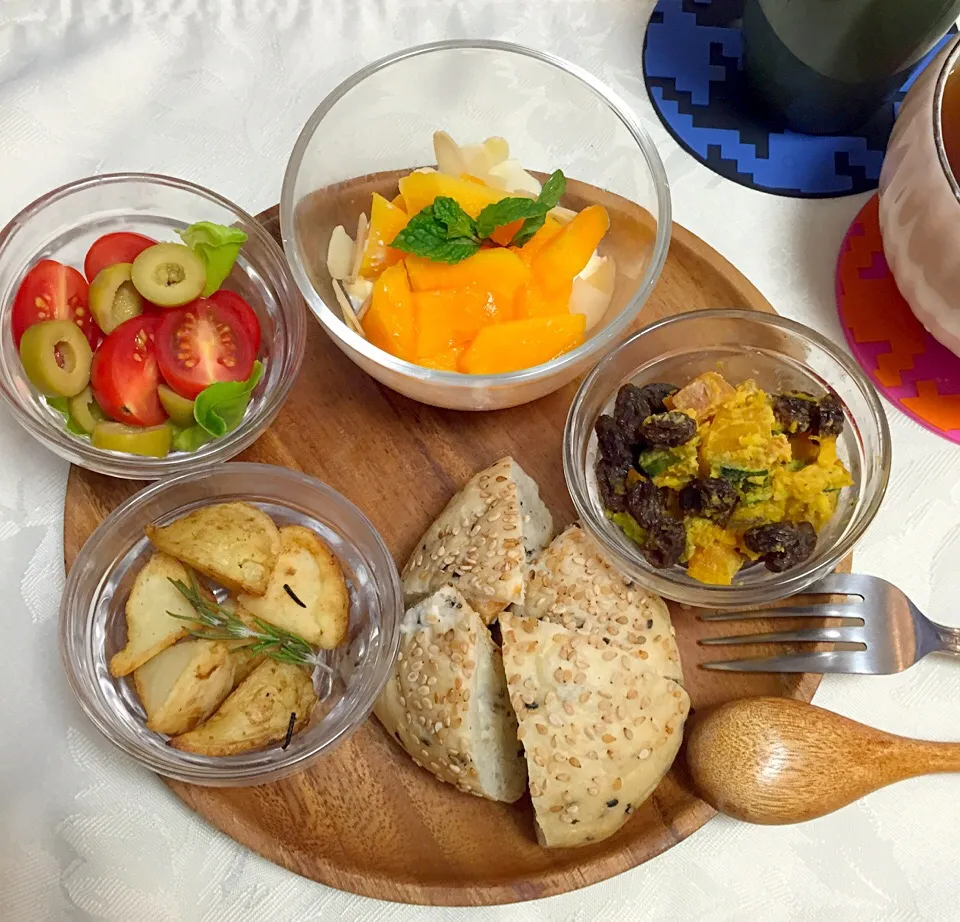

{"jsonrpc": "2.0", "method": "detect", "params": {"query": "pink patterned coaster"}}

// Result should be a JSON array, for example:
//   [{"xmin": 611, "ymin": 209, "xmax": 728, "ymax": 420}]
[{"xmin": 836, "ymin": 194, "xmax": 960, "ymax": 443}]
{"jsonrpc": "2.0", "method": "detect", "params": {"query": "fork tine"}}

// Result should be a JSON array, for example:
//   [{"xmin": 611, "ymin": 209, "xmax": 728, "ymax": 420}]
[
  {"xmin": 699, "ymin": 626, "xmax": 866, "ymax": 645},
  {"xmin": 701, "ymin": 650, "xmax": 877, "ymax": 674},
  {"xmin": 699, "ymin": 605, "xmax": 861, "ymax": 621}
]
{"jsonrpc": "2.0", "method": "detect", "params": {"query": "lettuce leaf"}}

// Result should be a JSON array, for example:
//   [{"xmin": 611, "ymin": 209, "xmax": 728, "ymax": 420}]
[
  {"xmin": 178, "ymin": 221, "xmax": 248, "ymax": 296},
  {"xmin": 192, "ymin": 361, "xmax": 264, "ymax": 437}
]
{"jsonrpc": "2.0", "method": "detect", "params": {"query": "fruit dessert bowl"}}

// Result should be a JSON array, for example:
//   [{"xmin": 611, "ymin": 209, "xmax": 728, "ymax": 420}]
[
  {"xmin": 0, "ymin": 173, "xmax": 305, "ymax": 479},
  {"xmin": 281, "ymin": 40, "xmax": 671, "ymax": 411}
]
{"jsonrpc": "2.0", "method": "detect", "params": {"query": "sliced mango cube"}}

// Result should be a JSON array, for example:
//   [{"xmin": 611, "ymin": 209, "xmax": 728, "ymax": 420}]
[
  {"xmin": 358, "ymin": 193, "xmax": 409, "ymax": 279},
  {"xmin": 515, "ymin": 277, "xmax": 572, "ymax": 319},
  {"xmin": 458, "ymin": 314, "xmax": 586, "ymax": 375},
  {"xmin": 418, "ymin": 345, "xmax": 465, "ymax": 371},
  {"xmin": 390, "ymin": 193, "xmax": 406, "ymax": 211},
  {"xmin": 511, "ymin": 216, "xmax": 563, "ymax": 266},
  {"xmin": 362, "ymin": 263, "xmax": 416, "ymax": 361},
  {"xmin": 532, "ymin": 204, "xmax": 610, "ymax": 289},
  {"xmin": 405, "ymin": 249, "xmax": 528, "ymax": 320},
  {"xmin": 398, "ymin": 171, "xmax": 507, "ymax": 218},
  {"xmin": 414, "ymin": 287, "xmax": 503, "ymax": 357}
]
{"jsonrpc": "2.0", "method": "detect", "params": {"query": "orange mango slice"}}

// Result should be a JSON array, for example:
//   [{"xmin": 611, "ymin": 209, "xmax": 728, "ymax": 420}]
[
  {"xmin": 489, "ymin": 218, "xmax": 524, "ymax": 247},
  {"xmin": 515, "ymin": 277, "xmax": 572, "ymax": 319},
  {"xmin": 358, "ymin": 193, "xmax": 409, "ymax": 279},
  {"xmin": 459, "ymin": 314, "xmax": 586, "ymax": 375},
  {"xmin": 413, "ymin": 287, "xmax": 503, "ymax": 357},
  {"xmin": 390, "ymin": 193, "xmax": 406, "ymax": 211},
  {"xmin": 361, "ymin": 263, "xmax": 415, "ymax": 361},
  {"xmin": 398, "ymin": 171, "xmax": 507, "ymax": 218},
  {"xmin": 511, "ymin": 216, "xmax": 563, "ymax": 266},
  {"xmin": 532, "ymin": 205, "xmax": 610, "ymax": 289},
  {"xmin": 418, "ymin": 345, "xmax": 465, "ymax": 372},
  {"xmin": 405, "ymin": 249, "xmax": 528, "ymax": 320}
]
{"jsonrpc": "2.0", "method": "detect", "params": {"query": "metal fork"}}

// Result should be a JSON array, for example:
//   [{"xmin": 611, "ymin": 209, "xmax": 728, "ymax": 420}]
[{"xmin": 698, "ymin": 573, "xmax": 960, "ymax": 674}]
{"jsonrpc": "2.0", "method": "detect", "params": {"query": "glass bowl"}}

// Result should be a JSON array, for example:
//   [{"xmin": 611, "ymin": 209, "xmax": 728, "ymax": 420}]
[
  {"xmin": 0, "ymin": 173, "xmax": 306, "ymax": 479},
  {"xmin": 563, "ymin": 310, "xmax": 892, "ymax": 608},
  {"xmin": 280, "ymin": 39, "xmax": 671, "ymax": 411},
  {"xmin": 59, "ymin": 463, "xmax": 403, "ymax": 786}
]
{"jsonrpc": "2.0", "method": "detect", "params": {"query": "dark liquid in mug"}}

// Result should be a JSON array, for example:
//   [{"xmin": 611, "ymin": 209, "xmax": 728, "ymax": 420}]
[
  {"xmin": 941, "ymin": 66, "xmax": 960, "ymax": 182},
  {"xmin": 743, "ymin": 0, "xmax": 960, "ymax": 135}
]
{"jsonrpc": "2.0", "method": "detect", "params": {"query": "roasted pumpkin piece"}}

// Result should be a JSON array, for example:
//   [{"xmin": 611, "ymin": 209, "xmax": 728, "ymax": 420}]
[
  {"xmin": 511, "ymin": 216, "xmax": 563, "ymax": 266},
  {"xmin": 362, "ymin": 263, "xmax": 416, "ymax": 361},
  {"xmin": 531, "ymin": 204, "xmax": 610, "ymax": 289},
  {"xmin": 418, "ymin": 345, "xmax": 465, "ymax": 371},
  {"xmin": 358, "ymin": 193, "xmax": 409, "ymax": 278},
  {"xmin": 459, "ymin": 314, "xmax": 586, "ymax": 374},
  {"xmin": 405, "ymin": 249, "xmax": 529, "ymax": 318},
  {"xmin": 668, "ymin": 371, "xmax": 737, "ymax": 419},
  {"xmin": 515, "ymin": 277, "xmax": 572, "ymax": 318},
  {"xmin": 684, "ymin": 517, "xmax": 743, "ymax": 585},
  {"xmin": 414, "ymin": 287, "xmax": 503, "ymax": 357},
  {"xmin": 398, "ymin": 170, "xmax": 507, "ymax": 218}
]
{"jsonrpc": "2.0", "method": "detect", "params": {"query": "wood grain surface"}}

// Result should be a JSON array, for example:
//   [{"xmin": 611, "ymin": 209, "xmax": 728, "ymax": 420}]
[{"xmin": 62, "ymin": 200, "xmax": 840, "ymax": 906}]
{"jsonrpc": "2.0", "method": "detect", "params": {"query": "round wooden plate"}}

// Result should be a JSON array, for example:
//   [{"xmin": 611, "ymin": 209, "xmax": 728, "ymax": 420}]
[{"xmin": 63, "ymin": 206, "xmax": 839, "ymax": 906}]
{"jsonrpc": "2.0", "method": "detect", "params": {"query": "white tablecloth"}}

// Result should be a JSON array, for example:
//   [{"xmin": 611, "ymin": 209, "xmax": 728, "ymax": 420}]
[{"xmin": 1, "ymin": 2, "xmax": 958, "ymax": 920}]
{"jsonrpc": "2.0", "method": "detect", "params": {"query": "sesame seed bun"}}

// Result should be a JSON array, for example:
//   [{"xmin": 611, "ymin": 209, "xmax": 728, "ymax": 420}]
[
  {"xmin": 501, "ymin": 613, "xmax": 690, "ymax": 848},
  {"xmin": 515, "ymin": 525, "xmax": 683, "ymax": 684},
  {"xmin": 402, "ymin": 457, "xmax": 553, "ymax": 622},
  {"xmin": 375, "ymin": 586, "xmax": 527, "ymax": 803}
]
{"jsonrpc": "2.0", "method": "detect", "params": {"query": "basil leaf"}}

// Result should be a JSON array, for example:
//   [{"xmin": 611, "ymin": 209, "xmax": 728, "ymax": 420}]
[
  {"xmin": 48, "ymin": 397, "xmax": 90, "ymax": 436},
  {"xmin": 193, "ymin": 361, "xmax": 264, "ymax": 437},
  {"xmin": 432, "ymin": 197, "xmax": 477, "ymax": 240},
  {"xmin": 173, "ymin": 425, "xmax": 214, "ymax": 452},
  {"xmin": 537, "ymin": 170, "xmax": 566, "ymax": 210},
  {"xmin": 475, "ymin": 197, "xmax": 547, "ymax": 240},
  {"xmin": 390, "ymin": 207, "xmax": 481, "ymax": 264},
  {"xmin": 178, "ymin": 221, "xmax": 248, "ymax": 296}
]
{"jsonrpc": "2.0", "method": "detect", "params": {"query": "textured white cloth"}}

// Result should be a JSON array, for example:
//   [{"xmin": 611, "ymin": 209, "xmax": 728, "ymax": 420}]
[{"xmin": 1, "ymin": 2, "xmax": 959, "ymax": 920}]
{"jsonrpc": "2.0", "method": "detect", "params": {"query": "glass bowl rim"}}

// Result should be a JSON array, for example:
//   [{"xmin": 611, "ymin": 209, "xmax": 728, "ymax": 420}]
[
  {"xmin": 58, "ymin": 461, "xmax": 404, "ymax": 785},
  {"xmin": 563, "ymin": 308, "xmax": 892, "ymax": 606},
  {"xmin": 279, "ymin": 38, "xmax": 672, "ymax": 389},
  {"xmin": 933, "ymin": 36, "xmax": 960, "ymax": 200},
  {"xmin": 0, "ymin": 171, "xmax": 307, "ymax": 480}
]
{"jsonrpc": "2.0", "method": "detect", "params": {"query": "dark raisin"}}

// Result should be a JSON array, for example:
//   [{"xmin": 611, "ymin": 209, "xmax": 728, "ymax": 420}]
[
  {"xmin": 678, "ymin": 483, "xmax": 702, "ymax": 514},
  {"xmin": 638, "ymin": 382, "xmax": 678, "ymax": 414},
  {"xmin": 640, "ymin": 411, "xmax": 696, "ymax": 448},
  {"xmin": 640, "ymin": 518, "xmax": 686, "ymax": 569},
  {"xmin": 772, "ymin": 392, "xmax": 816, "ymax": 434},
  {"xmin": 614, "ymin": 384, "xmax": 652, "ymax": 445},
  {"xmin": 596, "ymin": 457, "xmax": 630, "ymax": 513},
  {"xmin": 698, "ymin": 477, "xmax": 738, "ymax": 522},
  {"xmin": 743, "ymin": 521, "xmax": 817, "ymax": 572},
  {"xmin": 595, "ymin": 414, "xmax": 632, "ymax": 466},
  {"xmin": 626, "ymin": 477, "xmax": 664, "ymax": 529},
  {"xmin": 606, "ymin": 798, "xmax": 619, "ymax": 808},
  {"xmin": 813, "ymin": 394, "xmax": 845, "ymax": 438}
]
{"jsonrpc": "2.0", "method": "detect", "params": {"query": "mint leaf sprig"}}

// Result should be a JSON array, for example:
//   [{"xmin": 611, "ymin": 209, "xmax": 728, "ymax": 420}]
[{"xmin": 389, "ymin": 170, "xmax": 566, "ymax": 264}]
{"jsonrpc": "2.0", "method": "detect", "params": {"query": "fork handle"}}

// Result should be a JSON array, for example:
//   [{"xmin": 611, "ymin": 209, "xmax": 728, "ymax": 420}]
[{"xmin": 934, "ymin": 623, "xmax": 960, "ymax": 656}]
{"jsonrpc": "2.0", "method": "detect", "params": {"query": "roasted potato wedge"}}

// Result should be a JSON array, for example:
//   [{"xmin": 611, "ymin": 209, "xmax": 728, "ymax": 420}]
[
  {"xmin": 237, "ymin": 525, "xmax": 350, "ymax": 648},
  {"xmin": 170, "ymin": 659, "xmax": 317, "ymax": 756},
  {"xmin": 109, "ymin": 553, "xmax": 199, "ymax": 677},
  {"xmin": 133, "ymin": 639, "xmax": 235, "ymax": 736},
  {"xmin": 145, "ymin": 502, "xmax": 280, "ymax": 596}
]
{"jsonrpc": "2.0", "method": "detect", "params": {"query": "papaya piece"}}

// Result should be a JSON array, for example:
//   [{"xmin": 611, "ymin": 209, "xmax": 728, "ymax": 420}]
[
  {"xmin": 414, "ymin": 287, "xmax": 503, "ymax": 357},
  {"xmin": 405, "ymin": 249, "xmax": 528, "ymax": 319},
  {"xmin": 418, "ymin": 345, "xmax": 465, "ymax": 371},
  {"xmin": 515, "ymin": 278, "xmax": 572, "ymax": 319},
  {"xmin": 361, "ymin": 263, "xmax": 416, "ymax": 361},
  {"xmin": 511, "ymin": 216, "xmax": 563, "ymax": 266},
  {"xmin": 358, "ymin": 193, "xmax": 409, "ymax": 279},
  {"xmin": 459, "ymin": 314, "xmax": 586, "ymax": 375},
  {"xmin": 532, "ymin": 205, "xmax": 610, "ymax": 289},
  {"xmin": 398, "ymin": 171, "xmax": 508, "ymax": 218}
]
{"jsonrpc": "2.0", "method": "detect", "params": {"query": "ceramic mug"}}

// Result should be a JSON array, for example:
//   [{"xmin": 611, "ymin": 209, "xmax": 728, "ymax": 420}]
[{"xmin": 879, "ymin": 36, "xmax": 960, "ymax": 357}]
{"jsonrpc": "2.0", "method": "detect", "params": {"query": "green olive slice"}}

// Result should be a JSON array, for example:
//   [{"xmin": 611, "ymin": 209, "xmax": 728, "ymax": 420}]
[
  {"xmin": 67, "ymin": 386, "xmax": 107, "ymax": 434},
  {"xmin": 157, "ymin": 384, "xmax": 196, "ymax": 428},
  {"xmin": 19, "ymin": 320, "xmax": 92, "ymax": 397},
  {"xmin": 91, "ymin": 421, "xmax": 172, "ymax": 457},
  {"xmin": 131, "ymin": 243, "xmax": 205, "ymax": 307},
  {"xmin": 89, "ymin": 263, "xmax": 144, "ymax": 333}
]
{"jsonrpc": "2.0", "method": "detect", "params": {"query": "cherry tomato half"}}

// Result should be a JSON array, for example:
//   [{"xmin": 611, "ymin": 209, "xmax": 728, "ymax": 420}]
[
  {"xmin": 90, "ymin": 314, "xmax": 167, "ymax": 427},
  {"xmin": 209, "ymin": 289, "xmax": 262, "ymax": 355},
  {"xmin": 12, "ymin": 259, "xmax": 100, "ymax": 349},
  {"xmin": 155, "ymin": 298, "xmax": 256, "ymax": 400},
  {"xmin": 84, "ymin": 232, "xmax": 156, "ymax": 283}
]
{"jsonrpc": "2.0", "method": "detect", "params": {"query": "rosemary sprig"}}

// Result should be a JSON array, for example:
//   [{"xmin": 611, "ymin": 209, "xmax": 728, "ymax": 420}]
[{"xmin": 167, "ymin": 576, "xmax": 333, "ymax": 674}]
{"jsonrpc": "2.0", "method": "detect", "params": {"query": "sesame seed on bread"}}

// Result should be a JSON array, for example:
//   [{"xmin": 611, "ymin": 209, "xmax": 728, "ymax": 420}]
[
  {"xmin": 374, "ymin": 586, "xmax": 527, "ymax": 803},
  {"xmin": 501, "ymin": 613, "xmax": 690, "ymax": 848},
  {"xmin": 402, "ymin": 457, "xmax": 553, "ymax": 622},
  {"xmin": 514, "ymin": 525, "xmax": 683, "ymax": 684}
]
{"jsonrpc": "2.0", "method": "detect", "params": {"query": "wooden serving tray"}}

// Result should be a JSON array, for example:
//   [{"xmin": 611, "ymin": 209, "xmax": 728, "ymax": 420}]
[{"xmin": 63, "ymin": 203, "xmax": 835, "ymax": 906}]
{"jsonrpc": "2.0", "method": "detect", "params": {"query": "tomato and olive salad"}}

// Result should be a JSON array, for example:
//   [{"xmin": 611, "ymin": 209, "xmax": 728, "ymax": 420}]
[
  {"xmin": 12, "ymin": 223, "xmax": 263, "ymax": 458},
  {"xmin": 594, "ymin": 371, "xmax": 853, "ymax": 586}
]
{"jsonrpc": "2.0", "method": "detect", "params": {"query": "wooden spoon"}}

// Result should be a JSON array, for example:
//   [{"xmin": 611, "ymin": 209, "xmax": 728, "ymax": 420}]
[{"xmin": 686, "ymin": 696, "xmax": 960, "ymax": 824}]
